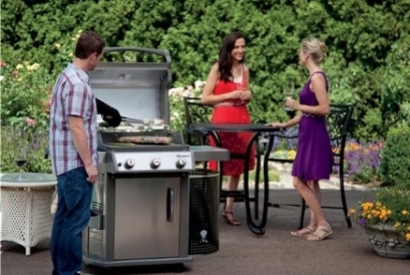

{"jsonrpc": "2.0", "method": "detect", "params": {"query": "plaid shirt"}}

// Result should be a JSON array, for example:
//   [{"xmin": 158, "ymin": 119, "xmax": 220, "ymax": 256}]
[{"xmin": 49, "ymin": 63, "xmax": 97, "ymax": 176}]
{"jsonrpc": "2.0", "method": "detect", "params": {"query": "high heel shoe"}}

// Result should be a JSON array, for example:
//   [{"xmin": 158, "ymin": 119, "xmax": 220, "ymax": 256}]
[{"xmin": 222, "ymin": 211, "xmax": 241, "ymax": 226}]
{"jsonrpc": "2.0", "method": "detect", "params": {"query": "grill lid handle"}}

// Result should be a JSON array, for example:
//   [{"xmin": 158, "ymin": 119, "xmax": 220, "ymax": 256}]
[{"xmin": 103, "ymin": 47, "xmax": 171, "ymax": 63}]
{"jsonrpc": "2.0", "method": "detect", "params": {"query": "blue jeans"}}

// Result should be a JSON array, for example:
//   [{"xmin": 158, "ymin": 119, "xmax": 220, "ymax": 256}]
[{"xmin": 50, "ymin": 167, "xmax": 94, "ymax": 275}]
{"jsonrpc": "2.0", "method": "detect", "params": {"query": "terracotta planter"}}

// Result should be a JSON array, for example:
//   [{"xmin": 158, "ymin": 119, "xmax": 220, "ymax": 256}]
[{"xmin": 364, "ymin": 224, "xmax": 410, "ymax": 259}]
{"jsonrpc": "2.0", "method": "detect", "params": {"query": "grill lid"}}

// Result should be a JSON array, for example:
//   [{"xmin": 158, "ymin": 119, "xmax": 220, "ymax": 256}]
[{"xmin": 89, "ymin": 47, "xmax": 172, "ymax": 125}]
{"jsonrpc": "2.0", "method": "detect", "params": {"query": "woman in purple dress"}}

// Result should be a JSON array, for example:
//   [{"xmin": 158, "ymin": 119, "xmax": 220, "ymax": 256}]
[{"xmin": 269, "ymin": 38, "xmax": 334, "ymax": 241}]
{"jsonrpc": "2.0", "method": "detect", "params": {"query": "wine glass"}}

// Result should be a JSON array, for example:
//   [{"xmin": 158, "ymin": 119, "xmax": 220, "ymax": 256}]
[
  {"xmin": 236, "ymin": 83, "xmax": 247, "ymax": 103},
  {"xmin": 283, "ymin": 81, "xmax": 295, "ymax": 112},
  {"xmin": 14, "ymin": 147, "xmax": 27, "ymax": 181}
]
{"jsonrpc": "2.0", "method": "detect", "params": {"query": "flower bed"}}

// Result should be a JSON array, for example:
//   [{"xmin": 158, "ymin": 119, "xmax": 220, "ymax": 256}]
[{"xmin": 269, "ymin": 134, "xmax": 384, "ymax": 184}]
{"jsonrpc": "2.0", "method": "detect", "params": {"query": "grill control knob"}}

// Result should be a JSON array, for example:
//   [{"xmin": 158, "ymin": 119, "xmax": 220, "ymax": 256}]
[
  {"xmin": 150, "ymin": 158, "xmax": 161, "ymax": 169},
  {"xmin": 124, "ymin": 158, "xmax": 135, "ymax": 169},
  {"xmin": 176, "ymin": 158, "xmax": 186, "ymax": 169}
]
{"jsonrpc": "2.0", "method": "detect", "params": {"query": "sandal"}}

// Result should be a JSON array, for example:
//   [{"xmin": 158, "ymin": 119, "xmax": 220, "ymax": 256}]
[
  {"xmin": 290, "ymin": 226, "xmax": 316, "ymax": 237},
  {"xmin": 306, "ymin": 226, "xmax": 333, "ymax": 241},
  {"xmin": 222, "ymin": 211, "xmax": 241, "ymax": 226}
]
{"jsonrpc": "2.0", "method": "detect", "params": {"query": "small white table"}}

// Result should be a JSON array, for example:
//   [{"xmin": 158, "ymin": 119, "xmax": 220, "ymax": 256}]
[{"xmin": 0, "ymin": 173, "xmax": 57, "ymax": 256}]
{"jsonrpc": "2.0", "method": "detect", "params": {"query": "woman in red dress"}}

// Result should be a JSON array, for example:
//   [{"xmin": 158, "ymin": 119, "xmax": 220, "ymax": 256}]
[{"xmin": 201, "ymin": 31, "xmax": 255, "ymax": 226}]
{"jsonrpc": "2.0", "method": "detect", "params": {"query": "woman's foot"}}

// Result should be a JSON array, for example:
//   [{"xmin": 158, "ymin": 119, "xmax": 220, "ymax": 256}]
[
  {"xmin": 222, "ymin": 211, "xmax": 241, "ymax": 226},
  {"xmin": 290, "ymin": 226, "xmax": 316, "ymax": 237},
  {"xmin": 306, "ymin": 225, "xmax": 333, "ymax": 241}
]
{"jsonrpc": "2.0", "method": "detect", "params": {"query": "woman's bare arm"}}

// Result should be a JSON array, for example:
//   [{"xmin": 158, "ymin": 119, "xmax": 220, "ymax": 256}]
[
  {"xmin": 201, "ymin": 63, "xmax": 240, "ymax": 105},
  {"xmin": 282, "ymin": 114, "xmax": 302, "ymax": 128}
]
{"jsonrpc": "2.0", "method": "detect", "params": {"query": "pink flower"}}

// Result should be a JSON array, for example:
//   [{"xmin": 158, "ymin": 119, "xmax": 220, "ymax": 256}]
[
  {"xmin": 12, "ymin": 70, "xmax": 18, "ymax": 76},
  {"xmin": 26, "ymin": 117, "xmax": 36, "ymax": 126},
  {"xmin": 0, "ymin": 61, "xmax": 5, "ymax": 67}
]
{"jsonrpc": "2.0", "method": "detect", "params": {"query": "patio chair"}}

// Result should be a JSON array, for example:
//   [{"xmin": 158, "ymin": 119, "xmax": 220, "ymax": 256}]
[{"xmin": 266, "ymin": 104, "xmax": 355, "ymax": 229}]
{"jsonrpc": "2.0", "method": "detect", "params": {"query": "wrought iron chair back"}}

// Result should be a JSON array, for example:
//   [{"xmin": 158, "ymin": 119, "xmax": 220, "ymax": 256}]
[{"xmin": 183, "ymin": 97, "xmax": 214, "ymax": 145}]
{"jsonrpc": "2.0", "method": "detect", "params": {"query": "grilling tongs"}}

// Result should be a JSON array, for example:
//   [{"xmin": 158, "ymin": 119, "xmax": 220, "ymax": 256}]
[
  {"xmin": 121, "ymin": 116, "xmax": 147, "ymax": 125},
  {"xmin": 96, "ymin": 98, "xmax": 148, "ymax": 127}
]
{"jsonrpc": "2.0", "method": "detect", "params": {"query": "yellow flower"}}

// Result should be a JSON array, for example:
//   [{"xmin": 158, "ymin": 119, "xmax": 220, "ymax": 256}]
[
  {"xmin": 71, "ymin": 37, "xmax": 77, "ymax": 41},
  {"xmin": 406, "ymin": 233, "xmax": 410, "ymax": 241},
  {"xmin": 55, "ymin": 43, "xmax": 61, "ymax": 49},
  {"xmin": 387, "ymin": 210, "xmax": 392, "ymax": 215},
  {"xmin": 367, "ymin": 214, "xmax": 372, "ymax": 219},
  {"xmin": 78, "ymin": 29, "xmax": 83, "ymax": 33},
  {"xmin": 16, "ymin": 64, "xmax": 24, "ymax": 70},
  {"xmin": 17, "ymin": 77, "xmax": 22, "ymax": 81},
  {"xmin": 69, "ymin": 52, "xmax": 73, "ymax": 57},
  {"xmin": 75, "ymin": 34, "xmax": 80, "ymax": 38},
  {"xmin": 394, "ymin": 222, "xmax": 401, "ymax": 228},
  {"xmin": 27, "ymin": 63, "xmax": 40, "ymax": 71},
  {"xmin": 402, "ymin": 210, "xmax": 409, "ymax": 215}
]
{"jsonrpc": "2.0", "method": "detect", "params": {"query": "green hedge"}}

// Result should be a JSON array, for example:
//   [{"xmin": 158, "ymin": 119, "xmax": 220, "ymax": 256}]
[
  {"xmin": 380, "ymin": 124, "xmax": 410, "ymax": 188},
  {"xmin": 2, "ymin": 0, "xmax": 410, "ymax": 141}
]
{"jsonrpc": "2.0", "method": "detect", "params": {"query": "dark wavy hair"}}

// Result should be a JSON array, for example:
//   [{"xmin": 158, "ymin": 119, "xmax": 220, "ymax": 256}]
[{"xmin": 218, "ymin": 31, "xmax": 246, "ymax": 82}]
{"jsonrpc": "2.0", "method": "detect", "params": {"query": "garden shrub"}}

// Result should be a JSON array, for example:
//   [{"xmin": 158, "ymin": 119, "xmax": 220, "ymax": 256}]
[
  {"xmin": 2, "ymin": 0, "xmax": 410, "ymax": 141},
  {"xmin": 0, "ymin": 127, "xmax": 51, "ymax": 174},
  {"xmin": 379, "ymin": 124, "xmax": 410, "ymax": 188}
]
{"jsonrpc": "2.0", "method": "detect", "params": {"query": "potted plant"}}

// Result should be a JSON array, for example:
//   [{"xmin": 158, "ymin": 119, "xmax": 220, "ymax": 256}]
[
  {"xmin": 348, "ymin": 124, "xmax": 410, "ymax": 259},
  {"xmin": 348, "ymin": 188, "xmax": 410, "ymax": 259}
]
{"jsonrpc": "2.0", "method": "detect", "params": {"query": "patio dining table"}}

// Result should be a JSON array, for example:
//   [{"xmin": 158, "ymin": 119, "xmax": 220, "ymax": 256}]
[{"xmin": 188, "ymin": 123, "xmax": 279, "ymax": 236}]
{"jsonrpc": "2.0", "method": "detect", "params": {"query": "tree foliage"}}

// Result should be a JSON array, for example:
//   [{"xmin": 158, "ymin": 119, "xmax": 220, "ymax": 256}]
[{"xmin": 2, "ymin": 0, "xmax": 410, "ymax": 141}]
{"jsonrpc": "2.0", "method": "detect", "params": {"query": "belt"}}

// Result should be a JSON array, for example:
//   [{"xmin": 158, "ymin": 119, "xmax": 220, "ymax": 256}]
[
  {"xmin": 302, "ymin": 112, "xmax": 325, "ymax": 118},
  {"xmin": 214, "ymin": 101, "xmax": 247, "ymax": 107}
]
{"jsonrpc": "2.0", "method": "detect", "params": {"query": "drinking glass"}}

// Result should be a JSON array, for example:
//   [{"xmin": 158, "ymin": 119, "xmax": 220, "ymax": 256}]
[
  {"xmin": 236, "ymin": 83, "xmax": 247, "ymax": 103},
  {"xmin": 14, "ymin": 147, "xmax": 27, "ymax": 181},
  {"xmin": 283, "ymin": 81, "xmax": 295, "ymax": 112}
]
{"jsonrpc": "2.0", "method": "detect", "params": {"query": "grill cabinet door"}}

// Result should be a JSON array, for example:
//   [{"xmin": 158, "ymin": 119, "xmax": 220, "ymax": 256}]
[{"xmin": 113, "ymin": 177, "xmax": 180, "ymax": 260}]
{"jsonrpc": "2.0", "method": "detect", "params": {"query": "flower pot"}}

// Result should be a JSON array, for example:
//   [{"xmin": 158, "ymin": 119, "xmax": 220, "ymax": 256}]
[{"xmin": 364, "ymin": 224, "xmax": 410, "ymax": 259}]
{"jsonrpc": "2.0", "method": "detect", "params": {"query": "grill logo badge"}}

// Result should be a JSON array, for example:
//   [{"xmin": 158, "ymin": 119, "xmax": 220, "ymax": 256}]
[
  {"xmin": 176, "ymin": 154, "xmax": 190, "ymax": 158},
  {"xmin": 200, "ymin": 229, "xmax": 208, "ymax": 244}
]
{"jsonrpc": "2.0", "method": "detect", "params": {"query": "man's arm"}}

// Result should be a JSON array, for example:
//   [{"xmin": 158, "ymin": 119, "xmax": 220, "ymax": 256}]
[
  {"xmin": 68, "ymin": 116, "xmax": 93, "ymax": 167},
  {"xmin": 64, "ymin": 83, "xmax": 98, "ymax": 183}
]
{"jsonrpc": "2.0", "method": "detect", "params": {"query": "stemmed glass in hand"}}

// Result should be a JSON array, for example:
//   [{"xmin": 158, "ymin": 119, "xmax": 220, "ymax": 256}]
[
  {"xmin": 14, "ymin": 147, "xmax": 27, "ymax": 181},
  {"xmin": 283, "ymin": 81, "xmax": 295, "ymax": 112},
  {"xmin": 236, "ymin": 83, "xmax": 247, "ymax": 103}
]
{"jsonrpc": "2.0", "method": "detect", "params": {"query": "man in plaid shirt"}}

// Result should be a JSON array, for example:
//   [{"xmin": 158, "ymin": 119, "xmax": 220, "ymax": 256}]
[{"xmin": 49, "ymin": 31, "xmax": 105, "ymax": 275}]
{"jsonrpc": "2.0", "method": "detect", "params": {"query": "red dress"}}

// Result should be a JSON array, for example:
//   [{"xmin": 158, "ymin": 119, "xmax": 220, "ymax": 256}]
[{"xmin": 208, "ymin": 65, "xmax": 255, "ymax": 176}]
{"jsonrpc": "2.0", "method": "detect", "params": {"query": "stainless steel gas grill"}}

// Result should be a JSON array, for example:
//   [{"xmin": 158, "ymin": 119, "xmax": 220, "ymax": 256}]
[{"xmin": 82, "ymin": 47, "xmax": 229, "ymax": 268}]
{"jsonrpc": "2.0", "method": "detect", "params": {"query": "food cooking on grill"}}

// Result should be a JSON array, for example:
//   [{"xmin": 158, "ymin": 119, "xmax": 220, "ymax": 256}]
[
  {"xmin": 153, "ymin": 119, "xmax": 164, "ymax": 125},
  {"xmin": 99, "ymin": 121, "xmax": 111, "ymax": 128},
  {"xmin": 108, "ymin": 142, "xmax": 137, "ymax": 147},
  {"xmin": 117, "ymin": 135, "xmax": 172, "ymax": 145}
]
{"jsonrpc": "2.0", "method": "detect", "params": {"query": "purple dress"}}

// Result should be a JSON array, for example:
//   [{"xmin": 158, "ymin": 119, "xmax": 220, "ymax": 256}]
[{"xmin": 291, "ymin": 71, "xmax": 334, "ymax": 181}]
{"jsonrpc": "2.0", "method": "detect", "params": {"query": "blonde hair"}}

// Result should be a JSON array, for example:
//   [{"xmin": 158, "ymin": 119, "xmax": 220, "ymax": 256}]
[{"xmin": 301, "ymin": 38, "xmax": 326, "ymax": 64}]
